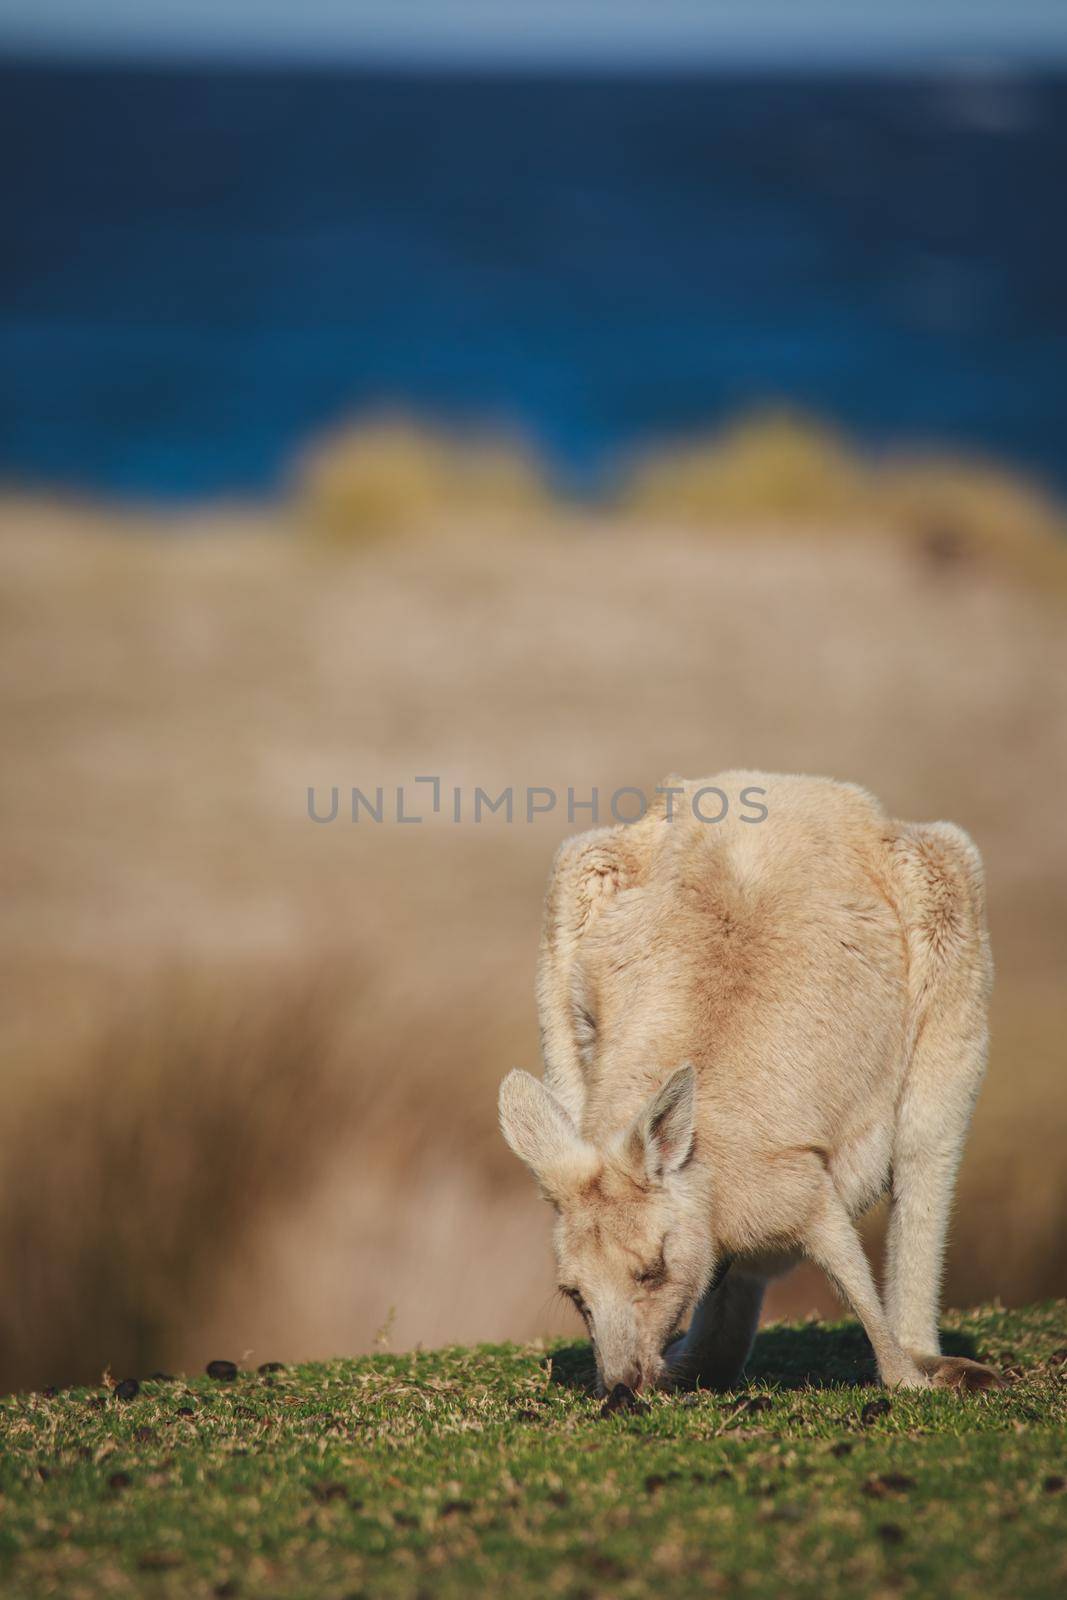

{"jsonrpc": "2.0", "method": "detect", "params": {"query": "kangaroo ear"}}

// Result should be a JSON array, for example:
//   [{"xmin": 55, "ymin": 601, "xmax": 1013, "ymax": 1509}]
[
  {"xmin": 499, "ymin": 1070, "xmax": 591, "ymax": 1192},
  {"xmin": 626, "ymin": 1063, "xmax": 697, "ymax": 1183}
]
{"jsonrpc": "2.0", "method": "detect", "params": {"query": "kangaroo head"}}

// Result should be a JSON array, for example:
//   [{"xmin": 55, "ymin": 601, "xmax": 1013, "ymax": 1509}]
[{"xmin": 498, "ymin": 1062, "xmax": 715, "ymax": 1393}]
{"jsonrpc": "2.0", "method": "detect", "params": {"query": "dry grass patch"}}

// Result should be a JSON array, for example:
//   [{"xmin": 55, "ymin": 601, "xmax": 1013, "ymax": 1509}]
[{"xmin": 0, "ymin": 964, "xmax": 353, "ymax": 1394}]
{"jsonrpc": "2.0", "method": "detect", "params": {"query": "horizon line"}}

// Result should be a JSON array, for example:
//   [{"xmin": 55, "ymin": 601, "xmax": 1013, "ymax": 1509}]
[{"xmin": 3, "ymin": 40, "xmax": 1066, "ymax": 74}]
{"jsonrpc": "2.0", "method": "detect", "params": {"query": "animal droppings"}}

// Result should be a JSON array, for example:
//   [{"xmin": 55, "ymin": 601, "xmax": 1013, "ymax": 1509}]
[
  {"xmin": 860, "ymin": 1398, "xmax": 892, "ymax": 1425},
  {"xmin": 600, "ymin": 1384, "xmax": 650, "ymax": 1418},
  {"xmin": 440, "ymin": 1498, "xmax": 473, "ymax": 1517},
  {"xmin": 864, "ymin": 1472, "xmax": 916, "ymax": 1498},
  {"xmin": 310, "ymin": 1481, "xmax": 348, "ymax": 1504}
]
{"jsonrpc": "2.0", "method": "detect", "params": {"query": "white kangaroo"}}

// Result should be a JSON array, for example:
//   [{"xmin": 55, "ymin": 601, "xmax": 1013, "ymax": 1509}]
[{"xmin": 499, "ymin": 772, "xmax": 1000, "ymax": 1394}]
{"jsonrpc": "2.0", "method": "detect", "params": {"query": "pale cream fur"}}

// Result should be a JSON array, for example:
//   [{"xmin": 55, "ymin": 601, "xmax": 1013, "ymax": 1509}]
[{"xmin": 499, "ymin": 771, "xmax": 998, "ymax": 1393}]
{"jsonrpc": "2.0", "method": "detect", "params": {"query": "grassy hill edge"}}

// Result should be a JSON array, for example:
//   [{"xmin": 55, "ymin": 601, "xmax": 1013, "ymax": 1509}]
[{"xmin": 1, "ymin": 1301, "xmax": 1065, "ymax": 1600}]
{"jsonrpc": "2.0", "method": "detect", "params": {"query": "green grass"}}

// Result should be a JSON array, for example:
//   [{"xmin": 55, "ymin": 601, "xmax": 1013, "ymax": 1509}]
[{"xmin": 1, "ymin": 1304, "xmax": 1064, "ymax": 1600}]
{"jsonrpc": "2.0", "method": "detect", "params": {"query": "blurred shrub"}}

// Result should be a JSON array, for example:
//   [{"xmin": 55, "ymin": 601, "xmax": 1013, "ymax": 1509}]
[
  {"xmin": 619, "ymin": 410, "xmax": 867, "ymax": 525},
  {"xmin": 0, "ymin": 965, "xmax": 351, "ymax": 1393},
  {"xmin": 292, "ymin": 415, "xmax": 550, "ymax": 540},
  {"xmin": 618, "ymin": 408, "xmax": 1067, "ymax": 588},
  {"xmin": 288, "ymin": 406, "xmax": 1067, "ymax": 587},
  {"xmin": 876, "ymin": 455, "xmax": 1067, "ymax": 587}
]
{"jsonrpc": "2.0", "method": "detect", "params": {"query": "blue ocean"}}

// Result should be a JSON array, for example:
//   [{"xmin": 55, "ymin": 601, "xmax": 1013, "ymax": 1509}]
[{"xmin": 1, "ymin": 61, "xmax": 1065, "ymax": 501}]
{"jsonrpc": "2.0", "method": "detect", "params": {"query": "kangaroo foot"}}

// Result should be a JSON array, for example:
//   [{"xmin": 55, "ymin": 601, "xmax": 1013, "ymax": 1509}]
[{"xmin": 912, "ymin": 1353, "xmax": 1004, "ymax": 1392}]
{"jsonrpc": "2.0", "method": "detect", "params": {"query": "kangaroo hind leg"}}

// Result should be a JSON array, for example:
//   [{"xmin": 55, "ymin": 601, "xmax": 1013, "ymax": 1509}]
[{"xmin": 883, "ymin": 822, "xmax": 1002, "ymax": 1393}]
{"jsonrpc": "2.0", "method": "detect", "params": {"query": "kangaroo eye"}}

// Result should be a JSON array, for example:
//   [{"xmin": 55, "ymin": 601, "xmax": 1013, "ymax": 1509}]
[
  {"xmin": 573, "ymin": 1005, "xmax": 597, "ymax": 1048},
  {"xmin": 560, "ymin": 1286, "xmax": 590, "ymax": 1317},
  {"xmin": 635, "ymin": 1259, "xmax": 668, "ymax": 1288}
]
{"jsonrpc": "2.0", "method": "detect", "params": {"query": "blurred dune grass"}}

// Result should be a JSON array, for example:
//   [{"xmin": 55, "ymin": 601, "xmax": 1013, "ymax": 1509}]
[
  {"xmin": 289, "ymin": 408, "xmax": 1067, "ymax": 591},
  {"xmin": 874, "ymin": 454, "xmax": 1067, "ymax": 588},
  {"xmin": 293, "ymin": 414, "xmax": 552, "ymax": 540},
  {"xmin": 619, "ymin": 410, "xmax": 1067, "ymax": 589},
  {"xmin": 1, "ymin": 409, "xmax": 1065, "ymax": 1394},
  {"xmin": 619, "ymin": 411, "xmax": 868, "ymax": 525}
]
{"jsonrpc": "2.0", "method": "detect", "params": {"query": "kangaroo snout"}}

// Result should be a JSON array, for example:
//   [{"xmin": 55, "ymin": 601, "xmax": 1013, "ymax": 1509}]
[
  {"xmin": 601, "ymin": 1352, "xmax": 666, "ymax": 1395},
  {"xmin": 603, "ymin": 1363, "xmax": 643, "ymax": 1394}
]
